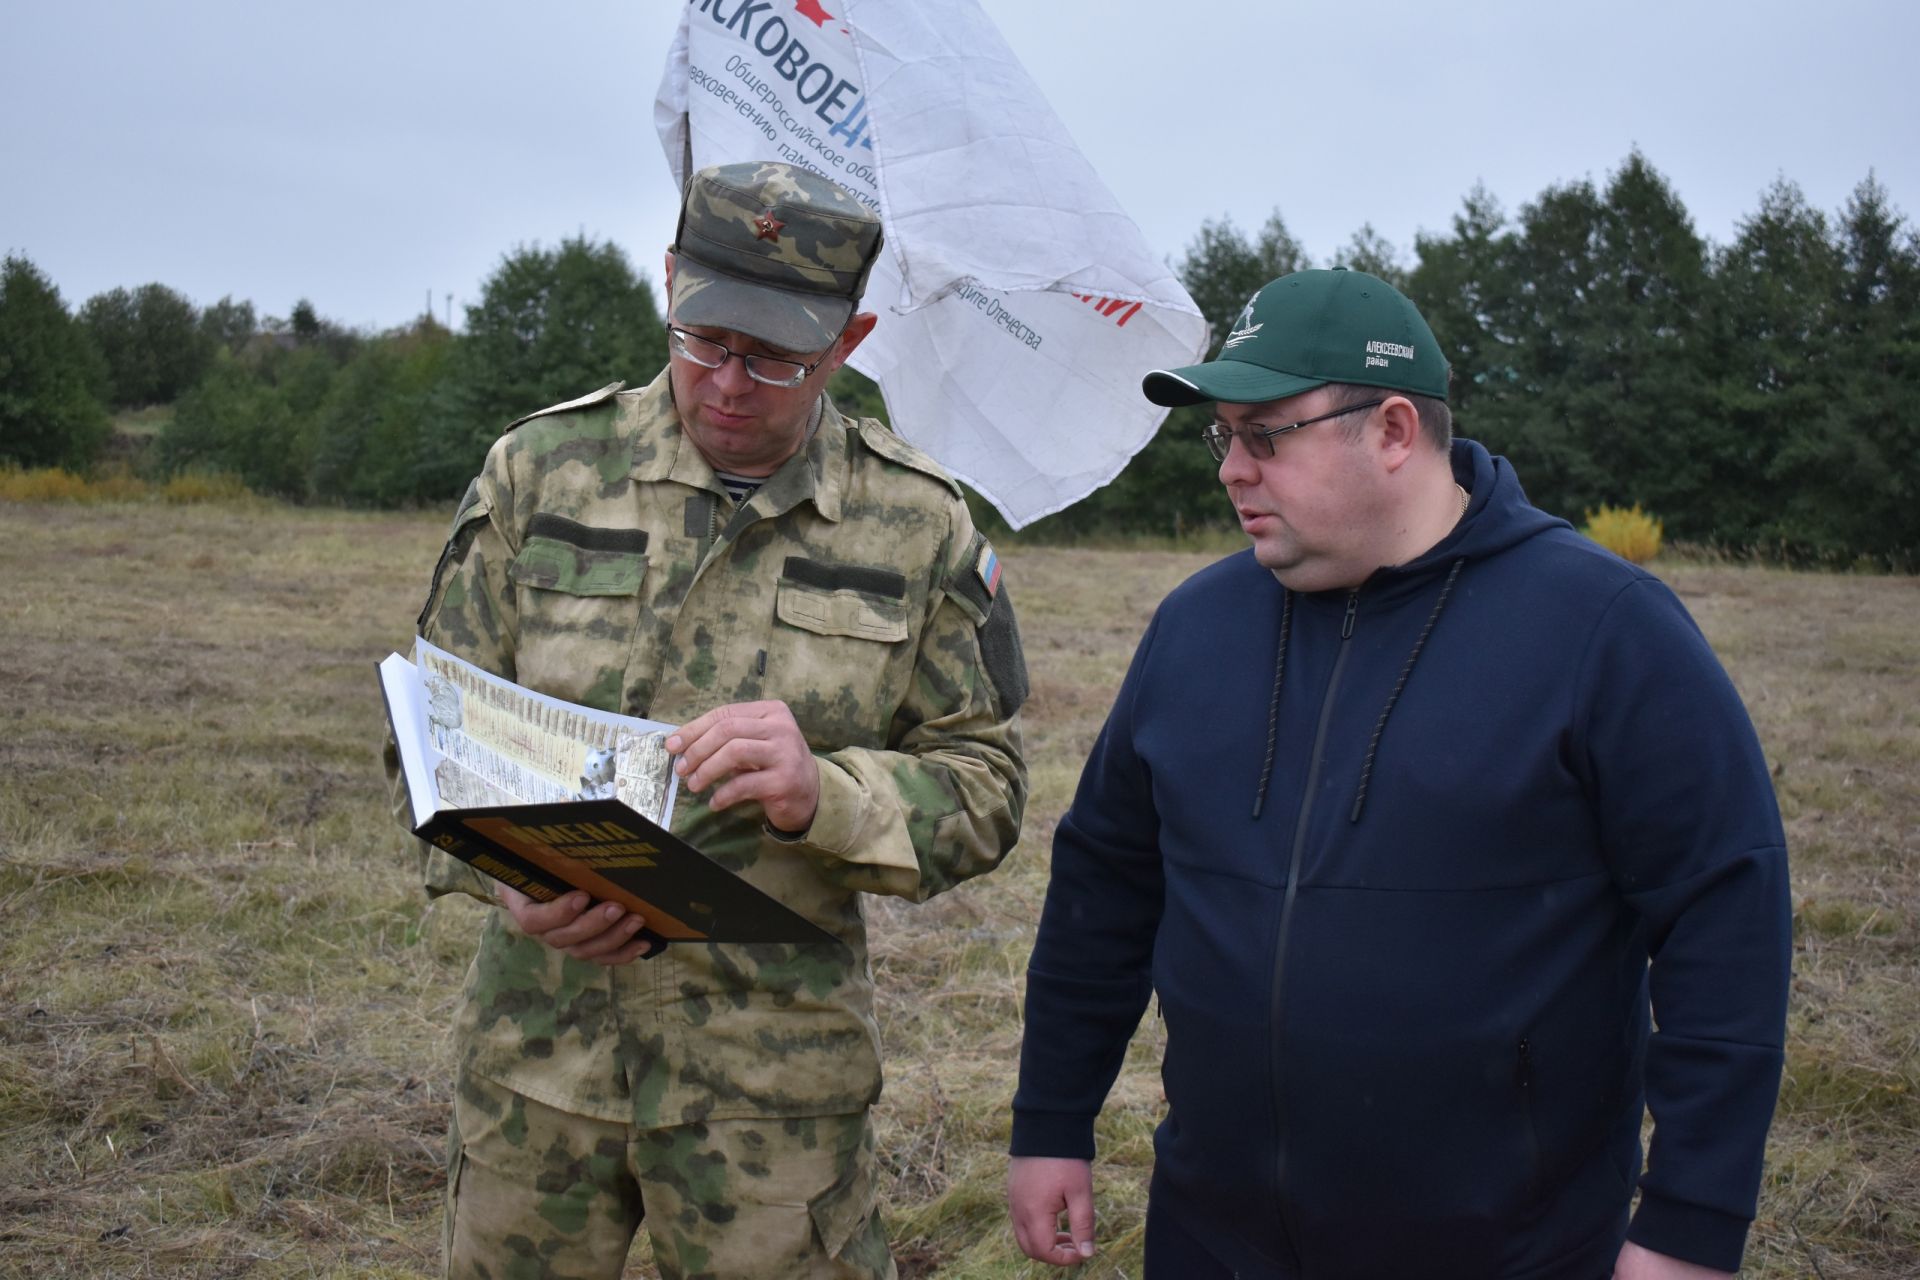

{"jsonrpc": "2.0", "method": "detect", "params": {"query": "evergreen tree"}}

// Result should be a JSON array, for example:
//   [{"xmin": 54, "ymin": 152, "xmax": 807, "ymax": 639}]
[
  {"xmin": 284, "ymin": 297, "xmax": 362, "ymax": 364},
  {"xmin": 309, "ymin": 321, "xmax": 453, "ymax": 505},
  {"xmin": 199, "ymin": 295, "xmax": 258, "ymax": 355},
  {"xmin": 1788, "ymin": 175, "xmax": 1920, "ymax": 564},
  {"xmin": 1703, "ymin": 179, "xmax": 1841, "ymax": 548},
  {"xmin": 1482, "ymin": 174, "xmax": 1610, "ymax": 515},
  {"xmin": 1178, "ymin": 212, "xmax": 1309, "ymax": 358},
  {"xmin": 80, "ymin": 282, "xmax": 212, "ymax": 408},
  {"xmin": 1333, "ymin": 223, "xmax": 1409, "ymax": 290},
  {"xmin": 77, "ymin": 288, "xmax": 139, "ymax": 401},
  {"xmin": 290, "ymin": 299, "xmax": 323, "ymax": 344},
  {"xmin": 1493, "ymin": 153, "xmax": 1710, "ymax": 524},
  {"xmin": 0, "ymin": 255, "xmax": 111, "ymax": 470},
  {"xmin": 1596, "ymin": 152, "xmax": 1716, "ymax": 526},
  {"xmin": 160, "ymin": 350, "xmax": 308, "ymax": 496},
  {"xmin": 159, "ymin": 328, "xmax": 346, "ymax": 499},
  {"xmin": 414, "ymin": 236, "xmax": 668, "ymax": 499},
  {"xmin": 1408, "ymin": 184, "xmax": 1517, "ymax": 421}
]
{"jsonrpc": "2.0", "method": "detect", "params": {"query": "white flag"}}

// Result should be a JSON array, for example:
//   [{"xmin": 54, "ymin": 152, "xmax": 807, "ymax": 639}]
[{"xmin": 655, "ymin": 0, "xmax": 1209, "ymax": 529}]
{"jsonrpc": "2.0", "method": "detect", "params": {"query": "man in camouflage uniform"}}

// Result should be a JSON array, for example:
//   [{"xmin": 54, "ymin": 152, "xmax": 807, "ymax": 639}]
[{"xmin": 404, "ymin": 162, "xmax": 1029, "ymax": 1278}]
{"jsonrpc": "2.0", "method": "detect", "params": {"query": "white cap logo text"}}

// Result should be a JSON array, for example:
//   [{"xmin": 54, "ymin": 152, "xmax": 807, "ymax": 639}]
[{"xmin": 1363, "ymin": 339, "xmax": 1414, "ymax": 369}]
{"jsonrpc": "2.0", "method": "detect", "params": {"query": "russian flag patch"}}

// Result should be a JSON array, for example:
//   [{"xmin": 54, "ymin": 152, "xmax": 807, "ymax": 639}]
[{"xmin": 975, "ymin": 542, "xmax": 1001, "ymax": 599}]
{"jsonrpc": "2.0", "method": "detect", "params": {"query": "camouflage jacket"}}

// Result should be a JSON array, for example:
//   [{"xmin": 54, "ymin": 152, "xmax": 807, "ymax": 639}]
[{"xmin": 412, "ymin": 369, "xmax": 1029, "ymax": 1124}]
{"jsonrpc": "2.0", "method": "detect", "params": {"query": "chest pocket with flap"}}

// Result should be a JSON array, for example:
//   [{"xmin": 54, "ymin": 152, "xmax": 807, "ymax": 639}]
[
  {"xmin": 507, "ymin": 514, "xmax": 649, "ymax": 596},
  {"xmin": 773, "ymin": 556, "xmax": 910, "ymax": 643},
  {"xmin": 505, "ymin": 515, "xmax": 648, "ymax": 706}
]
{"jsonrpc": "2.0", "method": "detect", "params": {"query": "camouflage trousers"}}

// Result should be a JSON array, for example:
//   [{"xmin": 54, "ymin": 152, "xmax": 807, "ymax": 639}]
[{"xmin": 446, "ymin": 1069, "xmax": 896, "ymax": 1280}]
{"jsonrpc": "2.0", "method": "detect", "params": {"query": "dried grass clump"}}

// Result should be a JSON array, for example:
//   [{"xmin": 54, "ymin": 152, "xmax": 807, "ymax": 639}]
[
  {"xmin": 0, "ymin": 464, "xmax": 98, "ymax": 502},
  {"xmin": 1582, "ymin": 502, "xmax": 1665, "ymax": 563},
  {"xmin": 161, "ymin": 470, "xmax": 255, "ymax": 505},
  {"xmin": 0, "ymin": 463, "xmax": 258, "ymax": 505}
]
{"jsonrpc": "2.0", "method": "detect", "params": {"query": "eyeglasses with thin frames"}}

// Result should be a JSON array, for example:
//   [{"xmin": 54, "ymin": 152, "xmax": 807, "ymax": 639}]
[
  {"xmin": 667, "ymin": 324, "xmax": 832, "ymax": 389},
  {"xmin": 1201, "ymin": 398, "xmax": 1386, "ymax": 463}
]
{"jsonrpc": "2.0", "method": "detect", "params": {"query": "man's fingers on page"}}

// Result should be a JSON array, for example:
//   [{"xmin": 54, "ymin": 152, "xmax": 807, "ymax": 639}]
[
  {"xmin": 673, "ymin": 717, "xmax": 771, "ymax": 783},
  {"xmin": 684, "ymin": 735, "xmax": 779, "ymax": 795},
  {"xmin": 666, "ymin": 701, "xmax": 768, "ymax": 756},
  {"xmin": 688, "ymin": 734, "xmax": 808, "ymax": 802},
  {"xmin": 669, "ymin": 701, "xmax": 798, "ymax": 781}
]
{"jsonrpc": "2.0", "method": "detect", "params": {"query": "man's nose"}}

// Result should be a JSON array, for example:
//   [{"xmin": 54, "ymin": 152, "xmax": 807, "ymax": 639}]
[
  {"xmin": 712, "ymin": 352, "xmax": 758, "ymax": 395},
  {"xmin": 1217, "ymin": 433, "xmax": 1260, "ymax": 485}
]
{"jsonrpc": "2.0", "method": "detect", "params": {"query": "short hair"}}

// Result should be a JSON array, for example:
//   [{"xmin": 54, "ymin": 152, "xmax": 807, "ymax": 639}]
[{"xmin": 1328, "ymin": 381, "xmax": 1452, "ymax": 452}]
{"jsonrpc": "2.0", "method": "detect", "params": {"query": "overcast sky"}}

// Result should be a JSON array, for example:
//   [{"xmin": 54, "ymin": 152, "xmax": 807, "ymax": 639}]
[{"xmin": 5, "ymin": 0, "xmax": 1915, "ymax": 332}]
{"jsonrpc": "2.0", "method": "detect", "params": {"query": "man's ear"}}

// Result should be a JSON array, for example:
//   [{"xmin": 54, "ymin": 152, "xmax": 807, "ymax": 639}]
[
  {"xmin": 828, "ymin": 311, "xmax": 878, "ymax": 371},
  {"xmin": 1376, "ymin": 395, "xmax": 1421, "ymax": 473},
  {"xmin": 662, "ymin": 251, "xmax": 675, "ymax": 300}
]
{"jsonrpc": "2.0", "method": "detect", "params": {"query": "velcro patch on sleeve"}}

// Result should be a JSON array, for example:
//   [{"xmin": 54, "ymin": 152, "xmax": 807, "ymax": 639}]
[
  {"xmin": 975, "ymin": 541, "xmax": 1001, "ymax": 600},
  {"xmin": 942, "ymin": 531, "xmax": 1026, "ymax": 717},
  {"xmin": 978, "ymin": 584, "xmax": 1028, "ymax": 717},
  {"xmin": 945, "ymin": 532, "xmax": 993, "ymax": 624}
]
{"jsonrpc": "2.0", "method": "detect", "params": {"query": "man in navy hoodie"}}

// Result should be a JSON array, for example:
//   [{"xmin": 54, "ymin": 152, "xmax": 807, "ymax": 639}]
[{"xmin": 1006, "ymin": 269, "xmax": 1791, "ymax": 1279}]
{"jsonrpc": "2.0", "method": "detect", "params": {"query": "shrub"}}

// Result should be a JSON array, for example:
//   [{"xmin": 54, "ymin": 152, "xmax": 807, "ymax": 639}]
[
  {"xmin": 0, "ymin": 465, "xmax": 95, "ymax": 502},
  {"xmin": 1582, "ymin": 503, "xmax": 1664, "ymax": 563}
]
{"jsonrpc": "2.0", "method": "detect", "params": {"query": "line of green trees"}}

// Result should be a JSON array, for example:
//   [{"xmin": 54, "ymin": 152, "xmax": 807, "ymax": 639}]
[
  {"xmin": 0, "ymin": 239, "xmax": 667, "ymax": 507},
  {"xmin": 1039, "ymin": 154, "xmax": 1919, "ymax": 569},
  {"xmin": 2, "ymin": 152, "xmax": 1915, "ymax": 566}
]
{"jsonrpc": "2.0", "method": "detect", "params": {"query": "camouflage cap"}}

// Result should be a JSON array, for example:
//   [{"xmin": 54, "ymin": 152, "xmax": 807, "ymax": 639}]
[{"xmin": 671, "ymin": 161, "xmax": 883, "ymax": 353}]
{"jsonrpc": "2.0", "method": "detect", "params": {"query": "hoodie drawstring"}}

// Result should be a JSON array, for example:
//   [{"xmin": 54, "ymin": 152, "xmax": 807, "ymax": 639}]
[
  {"xmin": 1251, "ymin": 559, "xmax": 1467, "ymax": 824},
  {"xmin": 1349, "ymin": 558, "xmax": 1466, "ymax": 823},
  {"xmin": 1251, "ymin": 590, "xmax": 1294, "ymax": 820}
]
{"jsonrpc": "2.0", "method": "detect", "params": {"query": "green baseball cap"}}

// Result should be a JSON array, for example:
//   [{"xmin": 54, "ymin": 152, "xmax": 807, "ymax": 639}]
[
  {"xmin": 1144, "ymin": 267, "xmax": 1449, "ymax": 406},
  {"xmin": 670, "ymin": 161, "xmax": 883, "ymax": 354}
]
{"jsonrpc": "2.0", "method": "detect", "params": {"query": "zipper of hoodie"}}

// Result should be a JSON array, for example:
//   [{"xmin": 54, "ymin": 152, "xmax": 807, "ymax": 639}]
[
  {"xmin": 1517, "ymin": 1036, "xmax": 1542, "ymax": 1200},
  {"xmin": 1266, "ymin": 588, "xmax": 1359, "ymax": 1240}
]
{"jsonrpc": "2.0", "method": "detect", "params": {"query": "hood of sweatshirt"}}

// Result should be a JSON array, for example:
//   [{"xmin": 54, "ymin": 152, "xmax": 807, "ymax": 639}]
[
  {"xmin": 1249, "ymin": 438, "xmax": 1572, "ymax": 822},
  {"xmin": 1388, "ymin": 438, "xmax": 1569, "ymax": 584}
]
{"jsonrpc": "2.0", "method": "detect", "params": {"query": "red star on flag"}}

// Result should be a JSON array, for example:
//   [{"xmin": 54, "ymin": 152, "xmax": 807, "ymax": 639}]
[
  {"xmin": 753, "ymin": 211, "xmax": 785, "ymax": 242},
  {"xmin": 794, "ymin": 0, "xmax": 834, "ymax": 27}
]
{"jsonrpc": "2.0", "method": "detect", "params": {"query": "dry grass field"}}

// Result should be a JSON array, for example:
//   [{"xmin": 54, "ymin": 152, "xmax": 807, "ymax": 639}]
[{"xmin": 1, "ymin": 499, "xmax": 1915, "ymax": 1279}]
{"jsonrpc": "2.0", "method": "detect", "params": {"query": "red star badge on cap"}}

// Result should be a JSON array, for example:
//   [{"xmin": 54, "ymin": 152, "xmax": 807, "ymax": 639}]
[{"xmin": 753, "ymin": 211, "xmax": 785, "ymax": 242}]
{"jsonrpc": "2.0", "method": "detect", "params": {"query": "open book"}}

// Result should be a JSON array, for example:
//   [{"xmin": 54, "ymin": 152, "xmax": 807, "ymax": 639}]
[{"xmin": 379, "ymin": 638, "xmax": 835, "ymax": 945}]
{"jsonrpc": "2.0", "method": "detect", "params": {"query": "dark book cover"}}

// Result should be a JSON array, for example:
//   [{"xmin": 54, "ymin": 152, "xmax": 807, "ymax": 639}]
[
  {"xmin": 412, "ymin": 799, "xmax": 836, "ymax": 946},
  {"xmin": 380, "ymin": 648, "xmax": 838, "ymax": 947}
]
